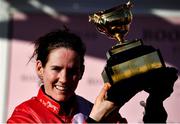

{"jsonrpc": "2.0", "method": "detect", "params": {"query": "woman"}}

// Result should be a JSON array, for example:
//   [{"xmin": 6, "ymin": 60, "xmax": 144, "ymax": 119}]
[
  {"xmin": 7, "ymin": 29, "xmax": 126, "ymax": 123},
  {"xmin": 7, "ymin": 28, "xmax": 178, "ymax": 123}
]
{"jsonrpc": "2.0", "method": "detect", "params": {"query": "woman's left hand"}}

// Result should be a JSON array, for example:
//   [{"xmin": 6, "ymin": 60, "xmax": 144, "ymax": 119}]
[{"xmin": 89, "ymin": 83, "xmax": 117, "ymax": 122}]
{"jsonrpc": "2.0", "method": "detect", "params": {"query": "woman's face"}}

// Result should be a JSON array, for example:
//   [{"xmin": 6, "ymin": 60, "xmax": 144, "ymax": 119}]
[{"xmin": 36, "ymin": 47, "xmax": 84, "ymax": 102}]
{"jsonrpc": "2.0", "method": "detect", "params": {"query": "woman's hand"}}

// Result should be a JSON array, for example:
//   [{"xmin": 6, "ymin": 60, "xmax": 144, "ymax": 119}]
[{"xmin": 89, "ymin": 83, "xmax": 117, "ymax": 122}]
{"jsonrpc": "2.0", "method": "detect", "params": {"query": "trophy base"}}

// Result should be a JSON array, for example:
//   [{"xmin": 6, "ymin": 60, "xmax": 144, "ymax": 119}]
[{"xmin": 102, "ymin": 39, "xmax": 165, "ymax": 84}]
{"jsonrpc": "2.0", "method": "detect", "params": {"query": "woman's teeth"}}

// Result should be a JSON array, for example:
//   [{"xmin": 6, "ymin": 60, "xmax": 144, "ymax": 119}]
[{"xmin": 55, "ymin": 85, "xmax": 67, "ymax": 91}]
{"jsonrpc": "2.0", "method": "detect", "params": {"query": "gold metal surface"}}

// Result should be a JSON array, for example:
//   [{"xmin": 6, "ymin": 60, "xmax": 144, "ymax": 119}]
[
  {"xmin": 107, "ymin": 39, "xmax": 142, "ymax": 59},
  {"xmin": 111, "ymin": 51, "xmax": 163, "ymax": 84},
  {"xmin": 89, "ymin": 1, "xmax": 133, "ymax": 43}
]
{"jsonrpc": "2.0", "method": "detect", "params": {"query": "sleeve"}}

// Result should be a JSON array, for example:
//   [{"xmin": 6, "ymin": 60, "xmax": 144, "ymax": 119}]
[
  {"xmin": 7, "ymin": 109, "xmax": 36, "ymax": 123},
  {"xmin": 86, "ymin": 117, "xmax": 98, "ymax": 123},
  {"xmin": 85, "ymin": 113, "xmax": 127, "ymax": 123},
  {"xmin": 101, "ymin": 112, "xmax": 127, "ymax": 123},
  {"xmin": 143, "ymin": 95, "xmax": 167, "ymax": 123}
]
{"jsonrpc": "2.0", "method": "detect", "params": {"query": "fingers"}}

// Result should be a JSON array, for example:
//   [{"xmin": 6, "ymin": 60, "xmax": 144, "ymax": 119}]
[
  {"xmin": 167, "ymin": 67, "xmax": 178, "ymax": 73},
  {"xmin": 104, "ymin": 83, "xmax": 111, "ymax": 91},
  {"xmin": 147, "ymin": 67, "xmax": 178, "ymax": 101},
  {"xmin": 97, "ymin": 83, "xmax": 111, "ymax": 101},
  {"xmin": 163, "ymin": 67, "xmax": 178, "ymax": 88},
  {"xmin": 168, "ymin": 67, "xmax": 178, "ymax": 82}
]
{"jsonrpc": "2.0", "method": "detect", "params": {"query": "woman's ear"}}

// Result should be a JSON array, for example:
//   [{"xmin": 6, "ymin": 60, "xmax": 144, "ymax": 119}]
[
  {"xmin": 79, "ymin": 64, "xmax": 85, "ymax": 80},
  {"xmin": 35, "ymin": 60, "xmax": 44, "ymax": 80}
]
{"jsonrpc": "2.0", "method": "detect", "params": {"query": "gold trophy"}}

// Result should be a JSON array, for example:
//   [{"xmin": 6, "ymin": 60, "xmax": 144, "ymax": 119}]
[{"xmin": 89, "ymin": 1, "xmax": 165, "ymax": 86}]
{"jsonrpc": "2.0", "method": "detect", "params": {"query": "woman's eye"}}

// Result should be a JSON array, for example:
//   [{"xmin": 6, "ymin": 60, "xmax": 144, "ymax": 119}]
[
  {"xmin": 52, "ymin": 67, "xmax": 61, "ymax": 72},
  {"xmin": 69, "ymin": 68, "xmax": 79, "ymax": 75}
]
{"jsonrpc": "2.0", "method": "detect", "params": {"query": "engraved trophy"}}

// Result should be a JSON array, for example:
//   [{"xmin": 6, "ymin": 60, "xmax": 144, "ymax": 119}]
[{"xmin": 89, "ymin": 1, "xmax": 165, "ymax": 103}]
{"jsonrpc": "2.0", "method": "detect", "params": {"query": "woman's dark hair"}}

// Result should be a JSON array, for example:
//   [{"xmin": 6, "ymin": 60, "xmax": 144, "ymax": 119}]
[{"xmin": 30, "ymin": 29, "xmax": 86, "ymax": 67}]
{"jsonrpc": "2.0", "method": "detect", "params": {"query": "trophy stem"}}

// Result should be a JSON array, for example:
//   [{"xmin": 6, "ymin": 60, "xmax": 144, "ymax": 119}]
[{"xmin": 115, "ymin": 33, "xmax": 124, "ymax": 44}]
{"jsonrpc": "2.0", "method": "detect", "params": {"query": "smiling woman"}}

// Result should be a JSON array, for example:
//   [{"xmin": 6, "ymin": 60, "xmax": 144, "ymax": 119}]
[{"xmin": 7, "ymin": 29, "xmax": 127, "ymax": 123}]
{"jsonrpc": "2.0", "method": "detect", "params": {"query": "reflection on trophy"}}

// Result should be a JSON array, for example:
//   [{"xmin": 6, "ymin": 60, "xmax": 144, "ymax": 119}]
[{"xmin": 89, "ymin": 1, "xmax": 165, "ymax": 85}]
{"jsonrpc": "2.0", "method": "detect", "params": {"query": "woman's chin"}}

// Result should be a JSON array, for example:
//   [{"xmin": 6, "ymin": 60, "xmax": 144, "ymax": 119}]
[{"xmin": 54, "ymin": 95, "xmax": 70, "ymax": 102}]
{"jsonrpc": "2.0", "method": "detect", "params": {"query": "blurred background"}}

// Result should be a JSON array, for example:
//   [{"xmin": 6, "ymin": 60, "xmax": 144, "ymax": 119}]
[{"xmin": 0, "ymin": 0, "xmax": 180, "ymax": 123}]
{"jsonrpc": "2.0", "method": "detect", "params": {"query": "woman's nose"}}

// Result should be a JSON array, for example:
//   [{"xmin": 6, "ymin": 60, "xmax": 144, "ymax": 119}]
[{"xmin": 58, "ymin": 70, "xmax": 68, "ymax": 83}]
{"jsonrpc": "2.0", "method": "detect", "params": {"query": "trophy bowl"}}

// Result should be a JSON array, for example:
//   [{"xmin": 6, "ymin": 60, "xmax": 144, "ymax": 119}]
[{"xmin": 89, "ymin": 1, "xmax": 133, "ymax": 43}]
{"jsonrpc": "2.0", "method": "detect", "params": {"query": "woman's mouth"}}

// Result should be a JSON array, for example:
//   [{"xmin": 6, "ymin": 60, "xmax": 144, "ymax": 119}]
[{"xmin": 55, "ymin": 85, "xmax": 68, "ymax": 92}]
